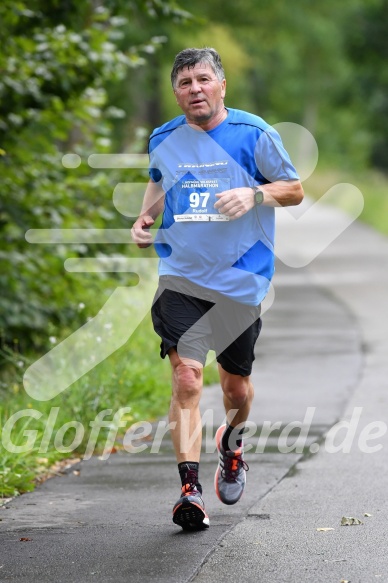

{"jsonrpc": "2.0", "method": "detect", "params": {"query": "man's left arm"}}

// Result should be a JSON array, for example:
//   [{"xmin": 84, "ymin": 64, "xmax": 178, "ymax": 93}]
[{"xmin": 214, "ymin": 180, "xmax": 304, "ymax": 220}]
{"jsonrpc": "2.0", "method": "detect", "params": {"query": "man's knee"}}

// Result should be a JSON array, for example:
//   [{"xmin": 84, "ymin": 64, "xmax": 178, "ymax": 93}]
[
  {"xmin": 221, "ymin": 374, "xmax": 253, "ymax": 407},
  {"xmin": 171, "ymin": 355, "xmax": 203, "ymax": 403}
]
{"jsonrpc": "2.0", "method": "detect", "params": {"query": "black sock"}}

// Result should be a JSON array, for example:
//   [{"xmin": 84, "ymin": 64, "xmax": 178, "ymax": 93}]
[
  {"xmin": 222, "ymin": 424, "xmax": 244, "ymax": 451},
  {"xmin": 178, "ymin": 461, "xmax": 202, "ymax": 493}
]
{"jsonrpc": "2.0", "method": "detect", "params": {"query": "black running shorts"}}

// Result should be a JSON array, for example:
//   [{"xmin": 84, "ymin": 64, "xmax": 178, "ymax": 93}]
[{"xmin": 151, "ymin": 276, "xmax": 262, "ymax": 377}]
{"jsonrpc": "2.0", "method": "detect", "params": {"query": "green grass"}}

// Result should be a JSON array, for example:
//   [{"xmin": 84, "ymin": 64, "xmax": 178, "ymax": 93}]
[
  {"xmin": 0, "ymin": 313, "xmax": 219, "ymax": 499},
  {"xmin": 304, "ymin": 167, "xmax": 388, "ymax": 236}
]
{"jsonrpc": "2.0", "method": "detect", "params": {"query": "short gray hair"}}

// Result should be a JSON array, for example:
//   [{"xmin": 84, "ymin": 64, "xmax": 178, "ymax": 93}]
[{"xmin": 171, "ymin": 48, "xmax": 225, "ymax": 89}]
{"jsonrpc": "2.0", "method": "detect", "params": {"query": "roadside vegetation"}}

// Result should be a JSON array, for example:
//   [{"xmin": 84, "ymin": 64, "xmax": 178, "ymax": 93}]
[
  {"xmin": 0, "ymin": 315, "xmax": 219, "ymax": 498},
  {"xmin": 306, "ymin": 169, "xmax": 388, "ymax": 237}
]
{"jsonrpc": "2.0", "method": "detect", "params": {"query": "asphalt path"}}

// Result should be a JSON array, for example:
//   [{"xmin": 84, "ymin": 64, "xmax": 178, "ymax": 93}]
[{"xmin": 1, "ymin": 197, "xmax": 387, "ymax": 582}]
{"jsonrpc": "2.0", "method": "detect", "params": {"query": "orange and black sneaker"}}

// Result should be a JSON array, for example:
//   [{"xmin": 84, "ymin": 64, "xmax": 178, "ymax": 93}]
[
  {"xmin": 214, "ymin": 424, "xmax": 249, "ymax": 505},
  {"xmin": 172, "ymin": 483, "xmax": 210, "ymax": 531}
]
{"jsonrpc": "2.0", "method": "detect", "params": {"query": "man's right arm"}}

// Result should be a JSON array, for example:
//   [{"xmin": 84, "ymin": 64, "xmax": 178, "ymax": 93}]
[{"xmin": 131, "ymin": 179, "xmax": 165, "ymax": 248}]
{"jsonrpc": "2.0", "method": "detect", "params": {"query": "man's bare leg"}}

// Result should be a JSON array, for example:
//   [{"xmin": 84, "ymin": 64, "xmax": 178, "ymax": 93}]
[
  {"xmin": 218, "ymin": 365, "xmax": 254, "ymax": 431},
  {"xmin": 214, "ymin": 365, "xmax": 253, "ymax": 505},
  {"xmin": 168, "ymin": 349, "xmax": 203, "ymax": 462},
  {"xmin": 169, "ymin": 349, "xmax": 209, "ymax": 529}
]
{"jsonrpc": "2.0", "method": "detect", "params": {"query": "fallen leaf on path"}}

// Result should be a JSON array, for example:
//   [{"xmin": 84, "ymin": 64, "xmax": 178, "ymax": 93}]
[
  {"xmin": 340, "ymin": 579, "xmax": 350, "ymax": 583},
  {"xmin": 35, "ymin": 457, "xmax": 81, "ymax": 485},
  {"xmin": 341, "ymin": 516, "xmax": 363, "ymax": 526},
  {"xmin": 19, "ymin": 537, "xmax": 32, "ymax": 542},
  {"xmin": 103, "ymin": 446, "xmax": 117, "ymax": 455},
  {"xmin": 317, "ymin": 527, "xmax": 335, "ymax": 532},
  {"xmin": 364, "ymin": 513, "xmax": 372, "ymax": 517},
  {"xmin": 72, "ymin": 470, "xmax": 81, "ymax": 476}
]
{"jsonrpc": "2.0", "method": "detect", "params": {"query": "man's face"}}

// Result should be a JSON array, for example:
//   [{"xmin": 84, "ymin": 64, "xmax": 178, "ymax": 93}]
[{"xmin": 174, "ymin": 62, "xmax": 226, "ymax": 128}]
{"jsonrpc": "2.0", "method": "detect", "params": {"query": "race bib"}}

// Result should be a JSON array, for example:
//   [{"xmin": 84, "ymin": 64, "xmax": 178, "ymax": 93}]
[{"xmin": 173, "ymin": 175, "xmax": 230, "ymax": 222}]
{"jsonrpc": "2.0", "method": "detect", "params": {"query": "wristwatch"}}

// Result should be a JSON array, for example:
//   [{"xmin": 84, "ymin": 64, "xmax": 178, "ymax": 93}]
[{"xmin": 251, "ymin": 185, "xmax": 264, "ymax": 206}]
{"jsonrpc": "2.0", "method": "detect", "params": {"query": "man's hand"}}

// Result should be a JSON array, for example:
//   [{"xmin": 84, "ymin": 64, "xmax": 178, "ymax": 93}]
[
  {"xmin": 131, "ymin": 215, "xmax": 155, "ymax": 248},
  {"xmin": 214, "ymin": 181, "xmax": 304, "ymax": 217},
  {"xmin": 214, "ymin": 187, "xmax": 255, "ymax": 220}
]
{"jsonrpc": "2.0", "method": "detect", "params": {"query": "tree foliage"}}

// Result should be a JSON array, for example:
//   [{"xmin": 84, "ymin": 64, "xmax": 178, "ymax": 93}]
[
  {"xmin": 0, "ymin": 0, "xmax": 190, "ymax": 353},
  {"xmin": 345, "ymin": 0, "xmax": 388, "ymax": 170}
]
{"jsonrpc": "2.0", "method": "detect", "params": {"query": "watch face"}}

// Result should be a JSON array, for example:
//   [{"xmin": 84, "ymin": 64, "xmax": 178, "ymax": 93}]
[{"xmin": 255, "ymin": 189, "xmax": 264, "ymax": 205}]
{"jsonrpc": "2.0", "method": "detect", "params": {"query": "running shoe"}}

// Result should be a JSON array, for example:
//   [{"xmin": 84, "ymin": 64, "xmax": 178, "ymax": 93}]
[
  {"xmin": 173, "ymin": 483, "xmax": 210, "ymax": 530},
  {"xmin": 214, "ymin": 423, "xmax": 249, "ymax": 505}
]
